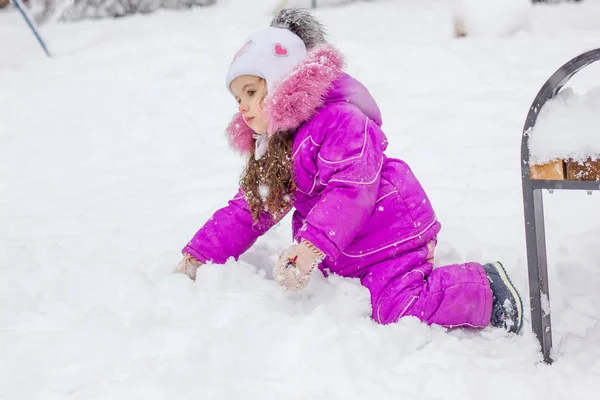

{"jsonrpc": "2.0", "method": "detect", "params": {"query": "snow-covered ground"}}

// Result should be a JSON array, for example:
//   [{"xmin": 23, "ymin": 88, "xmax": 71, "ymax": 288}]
[{"xmin": 2, "ymin": 0, "xmax": 600, "ymax": 398}]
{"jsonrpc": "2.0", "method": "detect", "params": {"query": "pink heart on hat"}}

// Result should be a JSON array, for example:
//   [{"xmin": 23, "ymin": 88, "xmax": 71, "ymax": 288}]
[{"xmin": 274, "ymin": 44, "xmax": 288, "ymax": 56}]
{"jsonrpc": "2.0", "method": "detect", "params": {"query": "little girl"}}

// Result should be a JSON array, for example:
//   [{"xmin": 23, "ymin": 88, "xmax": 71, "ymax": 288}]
[{"xmin": 177, "ymin": 8, "xmax": 523, "ymax": 333}]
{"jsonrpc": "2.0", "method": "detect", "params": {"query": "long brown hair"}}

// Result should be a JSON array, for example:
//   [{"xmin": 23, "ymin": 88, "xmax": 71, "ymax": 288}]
[{"xmin": 241, "ymin": 131, "xmax": 297, "ymax": 222}]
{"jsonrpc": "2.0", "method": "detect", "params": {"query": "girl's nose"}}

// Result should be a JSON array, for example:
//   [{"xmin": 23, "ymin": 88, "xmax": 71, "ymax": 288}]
[{"xmin": 239, "ymin": 102, "xmax": 249, "ymax": 113}]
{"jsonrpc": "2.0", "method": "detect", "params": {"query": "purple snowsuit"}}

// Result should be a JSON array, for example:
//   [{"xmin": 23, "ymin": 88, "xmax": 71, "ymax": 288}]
[{"xmin": 184, "ymin": 45, "xmax": 492, "ymax": 328}]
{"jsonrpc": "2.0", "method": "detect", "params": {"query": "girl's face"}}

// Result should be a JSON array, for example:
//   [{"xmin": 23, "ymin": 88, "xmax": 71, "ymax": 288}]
[{"xmin": 230, "ymin": 75, "xmax": 268, "ymax": 135}]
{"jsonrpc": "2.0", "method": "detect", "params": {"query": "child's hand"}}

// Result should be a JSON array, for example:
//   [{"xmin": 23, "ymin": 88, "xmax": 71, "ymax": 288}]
[
  {"xmin": 273, "ymin": 240, "xmax": 325, "ymax": 291},
  {"xmin": 174, "ymin": 253, "xmax": 203, "ymax": 281}
]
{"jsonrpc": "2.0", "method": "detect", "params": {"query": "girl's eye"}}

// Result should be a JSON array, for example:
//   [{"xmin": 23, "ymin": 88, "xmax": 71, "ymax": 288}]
[
  {"xmin": 248, "ymin": 90, "xmax": 256, "ymax": 97},
  {"xmin": 236, "ymin": 98, "xmax": 241, "ymax": 104}
]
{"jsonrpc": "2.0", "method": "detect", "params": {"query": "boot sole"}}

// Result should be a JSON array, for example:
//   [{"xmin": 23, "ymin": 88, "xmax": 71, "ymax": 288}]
[{"xmin": 491, "ymin": 262, "xmax": 524, "ymax": 334}]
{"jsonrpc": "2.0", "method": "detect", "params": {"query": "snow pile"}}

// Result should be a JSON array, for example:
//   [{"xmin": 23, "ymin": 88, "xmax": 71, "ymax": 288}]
[
  {"xmin": 452, "ymin": 0, "xmax": 532, "ymax": 38},
  {"xmin": 529, "ymin": 87, "xmax": 600, "ymax": 164}
]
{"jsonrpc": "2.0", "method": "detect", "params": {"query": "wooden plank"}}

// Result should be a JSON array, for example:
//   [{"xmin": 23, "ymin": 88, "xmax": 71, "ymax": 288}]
[
  {"xmin": 530, "ymin": 159, "xmax": 565, "ymax": 180},
  {"xmin": 566, "ymin": 158, "xmax": 600, "ymax": 181}
]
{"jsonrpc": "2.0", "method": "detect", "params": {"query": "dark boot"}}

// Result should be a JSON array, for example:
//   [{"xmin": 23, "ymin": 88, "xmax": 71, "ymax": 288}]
[{"xmin": 483, "ymin": 262, "xmax": 524, "ymax": 334}]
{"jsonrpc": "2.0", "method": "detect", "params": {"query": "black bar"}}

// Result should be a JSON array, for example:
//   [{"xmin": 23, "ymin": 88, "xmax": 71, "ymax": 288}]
[
  {"xmin": 523, "ymin": 185, "xmax": 553, "ymax": 363},
  {"xmin": 529, "ymin": 180, "xmax": 600, "ymax": 190}
]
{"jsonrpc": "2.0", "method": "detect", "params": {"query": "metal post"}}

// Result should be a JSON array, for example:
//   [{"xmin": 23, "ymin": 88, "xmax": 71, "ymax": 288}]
[
  {"xmin": 311, "ymin": 0, "xmax": 316, "ymax": 8},
  {"xmin": 12, "ymin": 0, "xmax": 51, "ymax": 57},
  {"xmin": 523, "ymin": 184, "xmax": 553, "ymax": 363}
]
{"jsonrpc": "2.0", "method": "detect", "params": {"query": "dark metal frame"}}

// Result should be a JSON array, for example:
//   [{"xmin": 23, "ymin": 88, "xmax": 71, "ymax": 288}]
[{"xmin": 521, "ymin": 48, "xmax": 600, "ymax": 364}]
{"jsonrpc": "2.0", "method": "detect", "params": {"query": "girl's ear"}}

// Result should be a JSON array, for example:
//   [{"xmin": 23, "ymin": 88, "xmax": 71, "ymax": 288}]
[
  {"xmin": 258, "ymin": 96, "xmax": 266, "ymax": 113},
  {"xmin": 257, "ymin": 83, "xmax": 268, "ymax": 113}
]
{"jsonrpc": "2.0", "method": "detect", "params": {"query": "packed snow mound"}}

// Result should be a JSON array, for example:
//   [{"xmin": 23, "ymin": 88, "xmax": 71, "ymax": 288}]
[
  {"xmin": 452, "ymin": 0, "xmax": 532, "ymax": 38},
  {"xmin": 529, "ymin": 87, "xmax": 600, "ymax": 164}
]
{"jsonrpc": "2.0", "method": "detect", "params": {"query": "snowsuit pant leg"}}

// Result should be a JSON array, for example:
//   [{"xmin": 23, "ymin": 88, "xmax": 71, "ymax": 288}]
[{"xmin": 361, "ymin": 244, "xmax": 492, "ymax": 328}]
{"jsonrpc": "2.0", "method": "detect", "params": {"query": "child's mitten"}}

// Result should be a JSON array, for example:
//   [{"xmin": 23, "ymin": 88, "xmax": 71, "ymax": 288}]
[
  {"xmin": 273, "ymin": 240, "xmax": 325, "ymax": 291},
  {"xmin": 174, "ymin": 253, "xmax": 203, "ymax": 281}
]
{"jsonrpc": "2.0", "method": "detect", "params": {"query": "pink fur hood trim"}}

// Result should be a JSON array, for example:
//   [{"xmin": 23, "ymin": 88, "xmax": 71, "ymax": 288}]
[{"xmin": 225, "ymin": 44, "xmax": 345, "ymax": 155}]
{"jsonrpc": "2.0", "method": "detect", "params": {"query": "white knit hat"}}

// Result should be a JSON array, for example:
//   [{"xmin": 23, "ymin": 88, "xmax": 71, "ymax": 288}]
[{"xmin": 226, "ymin": 27, "xmax": 308, "ymax": 94}]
